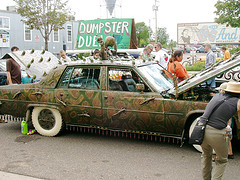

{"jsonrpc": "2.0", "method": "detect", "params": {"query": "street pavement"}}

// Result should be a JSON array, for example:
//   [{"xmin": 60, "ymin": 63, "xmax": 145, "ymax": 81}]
[
  {"xmin": 0, "ymin": 121, "xmax": 240, "ymax": 180},
  {"xmin": 0, "ymin": 171, "xmax": 42, "ymax": 180}
]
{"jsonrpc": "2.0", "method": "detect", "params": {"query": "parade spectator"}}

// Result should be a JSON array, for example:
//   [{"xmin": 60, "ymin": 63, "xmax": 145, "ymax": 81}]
[
  {"xmin": 167, "ymin": 50, "xmax": 189, "ymax": 81},
  {"xmin": 204, "ymin": 44, "xmax": 216, "ymax": 88},
  {"xmin": 154, "ymin": 42, "xmax": 169, "ymax": 69},
  {"xmin": 200, "ymin": 82, "xmax": 240, "ymax": 180},
  {"xmin": 212, "ymin": 83, "xmax": 234, "ymax": 162},
  {"xmin": 60, "ymin": 50, "xmax": 71, "ymax": 64},
  {"xmin": 93, "ymin": 49, "xmax": 100, "ymax": 60},
  {"xmin": 221, "ymin": 46, "xmax": 231, "ymax": 60},
  {"xmin": 138, "ymin": 44, "xmax": 154, "ymax": 60},
  {"xmin": 6, "ymin": 46, "xmax": 21, "ymax": 85},
  {"xmin": 217, "ymin": 83, "xmax": 234, "ymax": 159}
]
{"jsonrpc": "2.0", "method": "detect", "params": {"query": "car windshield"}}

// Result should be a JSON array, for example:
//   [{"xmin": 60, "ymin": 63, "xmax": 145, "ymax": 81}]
[{"xmin": 138, "ymin": 64, "xmax": 174, "ymax": 93}]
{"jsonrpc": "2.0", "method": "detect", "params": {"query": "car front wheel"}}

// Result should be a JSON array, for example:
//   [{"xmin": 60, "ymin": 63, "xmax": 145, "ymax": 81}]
[{"xmin": 32, "ymin": 107, "xmax": 63, "ymax": 136}]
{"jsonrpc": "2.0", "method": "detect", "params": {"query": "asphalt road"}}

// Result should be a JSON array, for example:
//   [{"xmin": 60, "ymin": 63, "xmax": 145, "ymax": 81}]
[{"xmin": 0, "ymin": 121, "xmax": 240, "ymax": 180}]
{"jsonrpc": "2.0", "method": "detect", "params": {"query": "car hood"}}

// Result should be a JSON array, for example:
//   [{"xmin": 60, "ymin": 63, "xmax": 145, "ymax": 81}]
[
  {"xmin": 1, "ymin": 50, "xmax": 59, "ymax": 81},
  {"xmin": 168, "ymin": 52, "xmax": 240, "ymax": 96}
]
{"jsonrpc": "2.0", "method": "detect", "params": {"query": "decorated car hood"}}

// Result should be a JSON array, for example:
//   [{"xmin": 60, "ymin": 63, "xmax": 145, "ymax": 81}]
[
  {"xmin": 168, "ymin": 52, "xmax": 240, "ymax": 96},
  {"xmin": 1, "ymin": 50, "xmax": 60, "ymax": 81}
]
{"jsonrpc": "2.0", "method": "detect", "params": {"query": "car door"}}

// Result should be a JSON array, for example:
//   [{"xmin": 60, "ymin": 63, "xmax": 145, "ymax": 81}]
[
  {"xmin": 54, "ymin": 66, "xmax": 103, "ymax": 126},
  {"xmin": 102, "ymin": 66, "xmax": 165, "ymax": 133}
]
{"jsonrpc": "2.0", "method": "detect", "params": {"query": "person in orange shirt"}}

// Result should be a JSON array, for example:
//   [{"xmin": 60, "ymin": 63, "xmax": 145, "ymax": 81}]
[
  {"xmin": 221, "ymin": 46, "xmax": 231, "ymax": 60},
  {"xmin": 167, "ymin": 50, "xmax": 189, "ymax": 81}
]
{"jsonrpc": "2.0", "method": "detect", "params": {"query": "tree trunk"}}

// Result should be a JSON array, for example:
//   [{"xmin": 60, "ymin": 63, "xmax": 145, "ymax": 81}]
[{"xmin": 44, "ymin": 35, "xmax": 48, "ymax": 51}]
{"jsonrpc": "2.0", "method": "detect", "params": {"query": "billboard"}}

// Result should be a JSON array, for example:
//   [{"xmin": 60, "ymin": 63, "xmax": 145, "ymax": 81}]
[
  {"xmin": 177, "ymin": 22, "xmax": 240, "ymax": 45},
  {"xmin": 75, "ymin": 18, "xmax": 137, "ymax": 49}
]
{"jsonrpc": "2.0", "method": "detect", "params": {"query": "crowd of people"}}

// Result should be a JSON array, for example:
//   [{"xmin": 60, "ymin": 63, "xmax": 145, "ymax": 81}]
[{"xmin": 138, "ymin": 43, "xmax": 232, "ymax": 84}]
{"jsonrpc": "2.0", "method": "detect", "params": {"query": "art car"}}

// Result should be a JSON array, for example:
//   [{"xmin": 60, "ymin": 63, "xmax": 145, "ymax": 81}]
[{"xmin": 0, "ymin": 49, "xmax": 240, "ymax": 152}]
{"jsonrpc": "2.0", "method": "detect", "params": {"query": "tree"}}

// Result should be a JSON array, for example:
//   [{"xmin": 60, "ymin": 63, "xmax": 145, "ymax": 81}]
[
  {"xmin": 14, "ymin": 0, "xmax": 72, "ymax": 50},
  {"xmin": 135, "ymin": 22, "xmax": 151, "ymax": 47},
  {"xmin": 214, "ymin": 0, "xmax": 240, "ymax": 27},
  {"xmin": 156, "ymin": 27, "xmax": 169, "ymax": 47},
  {"xmin": 168, "ymin": 40, "xmax": 177, "ymax": 49}
]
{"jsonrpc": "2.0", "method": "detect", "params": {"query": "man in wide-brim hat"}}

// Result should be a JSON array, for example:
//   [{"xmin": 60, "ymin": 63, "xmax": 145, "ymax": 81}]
[{"xmin": 201, "ymin": 82, "xmax": 240, "ymax": 180}]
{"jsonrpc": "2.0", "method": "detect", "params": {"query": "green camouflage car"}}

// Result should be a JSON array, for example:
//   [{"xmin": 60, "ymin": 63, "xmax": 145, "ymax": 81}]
[{"xmin": 0, "ymin": 50, "xmax": 240, "ymax": 150}]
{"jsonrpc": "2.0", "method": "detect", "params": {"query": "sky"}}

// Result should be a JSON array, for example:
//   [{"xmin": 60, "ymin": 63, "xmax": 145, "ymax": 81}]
[{"xmin": 0, "ymin": 0, "xmax": 219, "ymax": 41}]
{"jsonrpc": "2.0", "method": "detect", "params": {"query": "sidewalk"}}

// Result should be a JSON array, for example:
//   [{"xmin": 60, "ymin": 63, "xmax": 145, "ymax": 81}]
[{"xmin": 0, "ymin": 171, "xmax": 42, "ymax": 180}]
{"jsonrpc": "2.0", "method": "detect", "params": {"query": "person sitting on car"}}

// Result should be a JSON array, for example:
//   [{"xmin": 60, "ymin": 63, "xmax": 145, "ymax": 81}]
[
  {"xmin": 167, "ymin": 50, "xmax": 189, "ymax": 82},
  {"xmin": 93, "ymin": 49, "xmax": 101, "ymax": 60}
]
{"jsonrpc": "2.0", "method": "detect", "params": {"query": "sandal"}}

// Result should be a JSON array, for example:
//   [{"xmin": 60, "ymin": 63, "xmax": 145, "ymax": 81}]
[{"xmin": 228, "ymin": 154, "xmax": 234, "ymax": 159}]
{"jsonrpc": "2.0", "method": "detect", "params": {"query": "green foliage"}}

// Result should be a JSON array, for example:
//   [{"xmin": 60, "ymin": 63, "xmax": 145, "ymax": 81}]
[
  {"xmin": 214, "ymin": 0, "xmax": 240, "ymax": 27},
  {"xmin": 167, "ymin": 40, "xmax": 177, "ymax": 49},
  {"xmin": 230, "ymin": 47, "xmax": 240, "ymax": 55},
  {"xmin": 14, "ymin": 0, "xmax": 72, "ymax": 50},
  {"xmin": 186, "ymin": 58, "xmax": 223, "ymax": 71},
  {"xmin": 156, "ymin": 27, "xmax": 169, "ymax": 46},
  {"xmin": 135, "ymin": 22, "xmax": 151, "ymax": 47},
  {"xmin": 186, "ymin": 60, "xmax": 205, "ymax": 71}
]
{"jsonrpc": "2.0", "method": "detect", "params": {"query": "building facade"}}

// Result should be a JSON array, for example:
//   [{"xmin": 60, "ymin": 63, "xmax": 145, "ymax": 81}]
[{"xmin": 0, "ymin": 8, "xmax": 79, "ymax": 57}]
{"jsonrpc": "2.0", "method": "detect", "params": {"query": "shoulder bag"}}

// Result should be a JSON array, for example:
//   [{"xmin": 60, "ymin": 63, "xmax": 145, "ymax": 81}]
[{"xmin": 189, "ymin": 96, "xmax": 229, "ymax": 145}]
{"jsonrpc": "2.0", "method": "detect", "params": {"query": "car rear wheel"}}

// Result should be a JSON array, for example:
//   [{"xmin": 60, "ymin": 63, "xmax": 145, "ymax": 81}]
[{"xmin": 32, "ymin": 107, "xmax": 63, "ymax": 137}]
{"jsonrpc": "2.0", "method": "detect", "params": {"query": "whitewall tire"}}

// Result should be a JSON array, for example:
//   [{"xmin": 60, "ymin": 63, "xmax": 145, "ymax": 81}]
[{"xmin": 32, "ymin": 107, "xmax": 63, "ymax": 137}]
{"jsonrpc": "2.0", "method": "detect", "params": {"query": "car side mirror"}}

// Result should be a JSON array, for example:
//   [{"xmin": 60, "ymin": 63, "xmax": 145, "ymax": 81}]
[{"xmin": 136, "ymin": 83, "xmax": 145, "ymax": 93}]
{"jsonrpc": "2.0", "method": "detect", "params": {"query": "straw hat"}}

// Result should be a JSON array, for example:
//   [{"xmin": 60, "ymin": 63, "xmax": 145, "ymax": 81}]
[
  {"xmin": 216, "ymin": 82, "xmax": 228, "ymax": 92},
  {"xmin": 224, "ymin": 82, "xmax": 240, "ymax": 94}
]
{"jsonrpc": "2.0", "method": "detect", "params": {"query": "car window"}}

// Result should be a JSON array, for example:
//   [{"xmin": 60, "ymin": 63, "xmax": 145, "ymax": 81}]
[
  {"xmin": 58, "ymin": 67, "xmax": 100, "ymax": 90},
  {"xmin": 69, "ymin": 68, "xmax": 100, "ymax": 90},
  {"xmin": 58, "ymin": 67, "xmax": 74, "ymax": 88},
  {"xmin": 108, "ymin": 68, "xmax": 151, "ymax": 92},
  {"xmin": 138, "ymin": 64, "xmax": 174, "ymax": 92}
]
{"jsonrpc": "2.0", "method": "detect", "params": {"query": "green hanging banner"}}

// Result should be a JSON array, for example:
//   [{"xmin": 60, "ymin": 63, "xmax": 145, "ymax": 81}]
[{"xmin": 75, "ymin": 18, "xmax": 137, "ymax": 50}]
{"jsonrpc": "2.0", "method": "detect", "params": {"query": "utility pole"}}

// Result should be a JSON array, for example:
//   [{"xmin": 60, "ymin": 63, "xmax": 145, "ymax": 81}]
[{"xmin": 152, "ymin": 0, "xmax": 158, "ymax": 43}]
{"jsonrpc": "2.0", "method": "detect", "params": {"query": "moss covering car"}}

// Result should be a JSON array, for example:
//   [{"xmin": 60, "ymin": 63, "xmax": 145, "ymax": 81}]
[{"xmin": 0, "ymin": 49, "xmax": 240, "ymax": 150}]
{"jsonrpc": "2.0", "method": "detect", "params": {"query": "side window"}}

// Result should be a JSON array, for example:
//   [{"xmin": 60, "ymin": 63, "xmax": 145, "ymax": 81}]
[
  {"xmin": 69, "ymin": 68, "xmax": 100, "ymax": 90},
  {"xmin": 24, "ymin": 24, "xmax": 32, "ymax": 41},
  {"xmin": 67, "ymin": 25, "xmax": 72, "ymax": 43},
  {"xmin": 58, "ymin": 67, "xmax": 74, "ymax": 88},
  {"xmin": 108, "ymin": 68, "xmax": 151, "ymax": 92}
]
